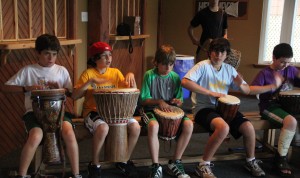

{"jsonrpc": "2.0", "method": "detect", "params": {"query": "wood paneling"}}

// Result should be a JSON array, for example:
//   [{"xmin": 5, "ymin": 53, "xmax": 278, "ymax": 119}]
[{"xmin": 88, "ymin": 0, "xmax": 146, "ymax": 89}]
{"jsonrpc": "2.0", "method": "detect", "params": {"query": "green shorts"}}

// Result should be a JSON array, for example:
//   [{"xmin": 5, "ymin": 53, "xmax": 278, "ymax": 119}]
[
  {"xmin": 22, "ymin": 111, "xmax": 73, "ymax": 132},
  {"xmin": 261, "ymin": 105, "xmax": 289, "ymax": 127}
]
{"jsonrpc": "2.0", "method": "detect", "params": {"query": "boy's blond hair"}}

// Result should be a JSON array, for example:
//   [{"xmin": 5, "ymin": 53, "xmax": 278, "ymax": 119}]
[{"xmin": 153, "ymin": 44, "xmax": 176, "ymax": 66}]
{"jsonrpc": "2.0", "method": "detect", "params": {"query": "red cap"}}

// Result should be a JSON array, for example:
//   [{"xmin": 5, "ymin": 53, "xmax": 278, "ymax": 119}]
[{"xmin": 88, "ymin": 42, "xmax": 112, "ymax": 58}]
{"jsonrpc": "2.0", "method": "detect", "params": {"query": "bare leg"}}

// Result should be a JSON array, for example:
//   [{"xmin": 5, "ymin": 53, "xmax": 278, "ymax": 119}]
[
  {"xmin": 202, "ymin": 118, "xmax": 229, "ymax": 161},
  {"xmin": 92, "ymin": 123, "xmax": 109, "ymax": 164},
  {"xmin": 147, "ymin": 120, "xmax": 160, "ymax": 163},
  {"xmin": 277, "ymin": 115, "xmax": 297, "ymax": 174},
  {"xmin": 19, "ymin": 128, "xmax": 43, "ymax": 176},
  {"xmin": 62, "ymin": 121, "xmax": 80, "ymax": 175},
  {"xmin": 173, "ymin": 119, "xmax": 193, "ymax": 160},
  {"xmin": 238, "ymin": 121, "xmax": 256, "ymax": 159},
  {"xmin": 127, "ymin": 122, "xmax": 141, "ymax": 158}
]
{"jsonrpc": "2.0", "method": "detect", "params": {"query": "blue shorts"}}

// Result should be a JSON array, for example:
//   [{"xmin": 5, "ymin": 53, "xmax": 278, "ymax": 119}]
[{"xmin": 194, "ymin": 108, "xmax": 249, "ymax": 139}]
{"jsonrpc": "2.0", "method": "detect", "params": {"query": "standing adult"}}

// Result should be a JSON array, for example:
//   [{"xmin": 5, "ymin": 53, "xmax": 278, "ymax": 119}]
[{"xmin": 188, "ymin": 0, "xmax": 228, "ymax": 63}]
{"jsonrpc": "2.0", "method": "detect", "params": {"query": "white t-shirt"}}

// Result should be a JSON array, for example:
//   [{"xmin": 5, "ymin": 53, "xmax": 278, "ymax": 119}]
[
  {"xmin": 5, "ymin": 63, "xmax": 72, "ymax": 113},
  {"xmin": 184, "ymin": 60, "xmax": 245, "ymax": 114}
]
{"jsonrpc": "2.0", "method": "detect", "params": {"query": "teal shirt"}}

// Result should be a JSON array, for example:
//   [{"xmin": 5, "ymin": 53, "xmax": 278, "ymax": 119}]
[{"xmin": 140, "ymin": 68, "xmax": 183, "ymax": 111}]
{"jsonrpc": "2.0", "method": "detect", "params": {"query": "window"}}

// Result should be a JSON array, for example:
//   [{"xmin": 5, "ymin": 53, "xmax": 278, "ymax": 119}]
[{"xmin": 258, "ymin": 0, "xmax": 300, "ymax": 64}]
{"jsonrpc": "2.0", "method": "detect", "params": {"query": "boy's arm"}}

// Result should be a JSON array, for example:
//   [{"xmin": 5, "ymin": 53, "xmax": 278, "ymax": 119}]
[
  {"xmin": 181, "ymin": 78, "xmax": 224, "ymax": 98},
  {"xmin": 72, "ymin": 78, "xmax": 108, "ymax": 100},
  {"xmin": 142, "ymin": 98, "xmax": 172, "ymax": 112}
]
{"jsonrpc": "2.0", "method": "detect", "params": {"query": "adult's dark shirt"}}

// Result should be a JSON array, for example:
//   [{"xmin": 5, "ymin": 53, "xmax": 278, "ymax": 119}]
[{"xmin": 190, "ymin": 7, "xmax": 228, "ymax": 46}]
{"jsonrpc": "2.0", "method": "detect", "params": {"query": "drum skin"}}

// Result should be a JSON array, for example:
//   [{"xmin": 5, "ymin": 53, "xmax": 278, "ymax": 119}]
[
  {"xmin": 154, "ymin": 106, "xmax": 184, "ymax": 141},
  {"xmin": 278, "ymin": 90, "xmax": 300, "ymax": 115},
  {"xmin": 31, "ymin": 89, "xmax": 66, "ymax": 165},
  {"xmin": 216, "ymin": 95, "xmax": 240, "ymax": 123},
  {"xmin": 93, "ymin": 88, "xmax": 140, "ymax": 162}
]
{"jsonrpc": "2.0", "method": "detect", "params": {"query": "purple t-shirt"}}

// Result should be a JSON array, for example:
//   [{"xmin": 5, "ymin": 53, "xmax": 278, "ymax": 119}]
[{"xmin": 251, "ymin": 66, "xmax": 299, "ymax": 113}]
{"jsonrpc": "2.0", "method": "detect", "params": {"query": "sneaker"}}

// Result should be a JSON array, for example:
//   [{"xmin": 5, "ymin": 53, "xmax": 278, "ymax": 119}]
[
  {"xmin": 149, "ymin": 164, "xmax": 163, "ymax": 178},
  {"xmin": 195, "ymin": 163, "xmax": 216, "ymax": 178},
  {"xmin": 244, "ymin": 159, "xmax": 265, "ymax": 177},
  {"xmin": 70, "ymin": 174, "xmax": 83, "ymax": 178},
  {"xmin": 88, "ymin": 162, "xmax": 101, "ymax": 178},
  {"xmin": 166, "ymin": 160, "xmax": 190, "ymax": 178},
  {"xmin": 115, "ymin": 160, "xmax": 139, "ymax": 178}
]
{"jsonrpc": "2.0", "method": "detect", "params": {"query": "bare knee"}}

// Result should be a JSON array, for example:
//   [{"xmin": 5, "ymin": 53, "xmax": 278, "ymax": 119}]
[
  {"xmin": 283, "ymin": 115, "xmax": 297, "ymax": 130},
  {"xmin": 128, "ymin": 122, "xmax": 141, "ymax": 136},
  {"xmin": 148, "ymin": 120, "xmax": 159, "ymax": 136},
  {"xmin": 95, "ymin": 123, "xmax": 109, "ymax": 137}
]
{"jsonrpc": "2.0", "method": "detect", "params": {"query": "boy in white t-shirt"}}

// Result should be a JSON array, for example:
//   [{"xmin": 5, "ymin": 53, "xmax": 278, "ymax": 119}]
[{"xmin": 3, "ymin": 34, "xmax": 81, "ymax": 178}]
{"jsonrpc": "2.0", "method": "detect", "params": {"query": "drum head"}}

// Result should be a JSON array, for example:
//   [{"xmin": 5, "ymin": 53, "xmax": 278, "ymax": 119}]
[
  {"xmin": 93, "ymin": 88, "xmax": 140, "ymax": 94},
  {"xmin": 218, "ymin": 95, "xmax": 240, "ymax": 105},
  {"xmin": 31, "ymin": 89, "xmax": 65, "ymax": 97},
  {"xmin": 153, "ymin": 106, "xmax": 184, "ymax": 120},
  {"xmin": 279, "ymin": 89, "xmax": 300, "ymax": 96}
]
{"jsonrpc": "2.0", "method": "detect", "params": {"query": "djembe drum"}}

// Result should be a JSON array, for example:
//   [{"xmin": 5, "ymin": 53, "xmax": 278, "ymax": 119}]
[
  {"xmin": 216, "ymin": 95, "xmax": 240, "ymax": 123},
  {"xmin": 93, "ymin": 88, "xmax": 140, "ymax": 162},
  {"xmin": 278, "ymin": 89, "xmax": 300, "ymax": 115},
  {"xmin": 153, "ymin": 106, "xmax": 184, "ymax": 141},
  {"xmin": 31, "ymin": 89, "xmax": 66, "ymax": 165}
]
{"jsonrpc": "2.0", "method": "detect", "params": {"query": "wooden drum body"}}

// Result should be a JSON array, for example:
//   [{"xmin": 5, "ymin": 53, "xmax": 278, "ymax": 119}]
[
  {"xmin": 154, "ymin": 106, "xmax": 184, "ymax": 141},
  {"xmin": 216, "ymin": 95, "xmax": 240, "ymax": 123},
  {"xmin": 278, "ymin": 90, "xmax": 300, "ymax": 115},
  {"xmin": 31, "ymin": 89, "xmax": 66, "ymax": 165},
  {"xmin": 93, "ymin": 88, "xmax": 140, "ymax": 162}
]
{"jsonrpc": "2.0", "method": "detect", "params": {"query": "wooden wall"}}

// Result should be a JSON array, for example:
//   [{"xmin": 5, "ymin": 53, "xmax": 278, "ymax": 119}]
[
  {"xmin": 0, "ymin": 0, "xmax": 78, "ymax": 157},
  {"xmin": 88, "ymin": 0, "xmax": 146, "ymax": 89}
]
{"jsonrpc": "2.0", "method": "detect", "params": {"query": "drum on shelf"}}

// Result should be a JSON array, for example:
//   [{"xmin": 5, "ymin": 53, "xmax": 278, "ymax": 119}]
[
  {"xmin": 216, "ymin": 95, "xmax": 240, "ymax": 123},
  {"xmin": 278, "ymin": 89, "xmax": 300, "ymax": 115},
  {"xmin": 153, "ymin": 106, "xmax": 184, "ymax": 141},
  {"xmin": 93, "ymin": 88, "xmax": 140, "ymax": 162},
  {"xmin": 31, "ymin": 89, "xmax": 66, "ymax": 165}
]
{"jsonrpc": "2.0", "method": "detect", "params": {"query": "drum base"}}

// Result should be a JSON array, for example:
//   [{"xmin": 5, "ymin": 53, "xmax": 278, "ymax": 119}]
[
  {"xmin": 43, "ymin": 132, "xmax": 62, "ymax": 165},
  {"xmin": 105, "ymin": 125, "xmax": 128, "ymax": 162}
]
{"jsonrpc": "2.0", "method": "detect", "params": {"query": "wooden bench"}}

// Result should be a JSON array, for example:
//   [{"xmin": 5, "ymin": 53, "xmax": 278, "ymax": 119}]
[{"xmin": 33, "ymin": 112, "xmax": 280, "ymax": 174}]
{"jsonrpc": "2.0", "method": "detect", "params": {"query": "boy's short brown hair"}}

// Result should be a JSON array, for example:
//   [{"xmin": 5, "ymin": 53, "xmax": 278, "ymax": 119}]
[{"xmin": 153, "ymin": 44, "xmax": 176, "ymax": 65}]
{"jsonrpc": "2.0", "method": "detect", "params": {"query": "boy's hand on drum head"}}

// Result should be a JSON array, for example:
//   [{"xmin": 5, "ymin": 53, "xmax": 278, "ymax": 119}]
[
  {"xmin": 124, "ymin": 72, "xmax": 136, "ymax": 88},
  {"xmin": 47, "ymin": 81, "xmax": 59, "ymax": 89},
  {"xmin": 170, "ymin": 98, "xmax": 182, "ymax": 107},
  {"xmin": 158, "ymin": 100, "xmax": 172, "ymax": 112}
]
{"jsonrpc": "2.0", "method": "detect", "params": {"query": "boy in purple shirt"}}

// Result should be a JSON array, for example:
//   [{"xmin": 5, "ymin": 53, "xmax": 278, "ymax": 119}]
[{"xmin": 250, "ymin": 43, "xmax": 299, "ymax": 177}]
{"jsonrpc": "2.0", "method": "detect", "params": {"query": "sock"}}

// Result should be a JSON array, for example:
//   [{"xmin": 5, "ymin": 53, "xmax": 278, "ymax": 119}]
[
  {"xmin": 278, "ymin": 128, "xmax": 295, "ymax": 156},
  {"xmin": 199, "ymin": 160, "xmax": 211, "ymax": 166},
  {"xmin": 246, "ymin": 157, "xmax": 255, "ymax": 162}
]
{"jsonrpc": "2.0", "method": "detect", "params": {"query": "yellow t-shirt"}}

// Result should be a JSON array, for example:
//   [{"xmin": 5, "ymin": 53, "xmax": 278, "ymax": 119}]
[{"xmin": 75, "ymin": 67, "xmax": 125, "ymax": 117}]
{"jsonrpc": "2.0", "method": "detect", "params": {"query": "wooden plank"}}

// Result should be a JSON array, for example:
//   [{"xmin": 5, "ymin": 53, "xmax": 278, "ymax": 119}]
[{"xmin": 0, "ymin": 39, "xmax": 82, "ymax": 49}]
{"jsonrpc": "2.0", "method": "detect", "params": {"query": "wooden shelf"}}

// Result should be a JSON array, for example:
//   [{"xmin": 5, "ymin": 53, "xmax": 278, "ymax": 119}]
[
  {"xmin": 109, "ymin": 34, "xmax": 150, "ymax": 49},
  {"xmin": 0, "ymin": 39, "xmax": 82, "ymax": 65},
  {"xmin": 109, "ymin": 34, "xmax": 150, "ymax": 41}
]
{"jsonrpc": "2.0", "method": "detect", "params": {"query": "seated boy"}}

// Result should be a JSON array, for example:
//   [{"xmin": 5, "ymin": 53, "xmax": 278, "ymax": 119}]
[{"xmin": 140, "ymin": 44, "xmax": 193, "ymax": 178}]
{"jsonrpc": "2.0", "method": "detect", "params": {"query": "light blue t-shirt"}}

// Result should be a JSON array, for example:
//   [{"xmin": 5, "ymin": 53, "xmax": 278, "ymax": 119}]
[{"xmin": 184, "ymin": 60, "xmax": 246, "ymax": 114}]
